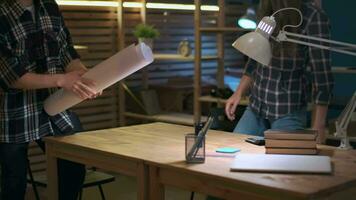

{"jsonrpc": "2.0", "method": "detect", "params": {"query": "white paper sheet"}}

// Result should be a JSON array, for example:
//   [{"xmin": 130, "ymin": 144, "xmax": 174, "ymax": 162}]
[
  {"xmin": 44, "ymin": 43, "xmax": 154, "ymax": 116},
  {"xmin": 230, "ymin": 153, "xmax": 332, "ymax": 174}
]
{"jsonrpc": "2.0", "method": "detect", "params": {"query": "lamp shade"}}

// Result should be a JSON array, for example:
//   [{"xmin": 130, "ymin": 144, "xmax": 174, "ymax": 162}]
[{"xmin": 232, "ymin": 32, "xmax": 272, "ymax": 66}]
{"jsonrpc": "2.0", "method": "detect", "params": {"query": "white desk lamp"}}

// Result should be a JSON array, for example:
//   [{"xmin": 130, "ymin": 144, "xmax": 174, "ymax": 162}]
[
  {"xmin": 232, "ymin": 7, "xmax": 356, "ymax": 66},
  {"xmin": 334, "ymin": 92, "xmax": 356, "ymax": 150},
  {"xmin": 232, "ymin": 7, "xmax": 356, "ymax": 150}
]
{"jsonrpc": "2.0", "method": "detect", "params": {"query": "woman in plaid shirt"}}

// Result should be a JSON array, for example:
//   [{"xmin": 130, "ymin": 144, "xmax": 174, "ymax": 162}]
[
  {"xmin": 225, "ymin": 0, "xmax": 333, "ymax": 144},
  {"xmin": 0, "ymin": 0, "xmax": 100, "ymax": 199}
]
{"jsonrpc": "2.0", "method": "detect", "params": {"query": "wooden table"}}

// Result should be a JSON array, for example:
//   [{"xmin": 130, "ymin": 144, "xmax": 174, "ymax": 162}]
[
  {"xmin": 45, "ymin": 126, "xmax": 151, "ymax": 200},
  {"xmin": 45, "ymin": 123, "xmax": 356, "ymax": 200}
]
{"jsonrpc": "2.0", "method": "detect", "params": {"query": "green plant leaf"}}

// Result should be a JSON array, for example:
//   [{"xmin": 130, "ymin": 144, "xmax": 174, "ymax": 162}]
[{"xmin": 133, "ymin": 24, "xmax": 160, "ymax": 39}]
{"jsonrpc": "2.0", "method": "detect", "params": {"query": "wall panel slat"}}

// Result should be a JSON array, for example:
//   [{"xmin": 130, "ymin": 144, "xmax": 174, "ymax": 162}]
[{"xmin": 59, "ymin": 2, "xmax": 245, "ymax": 130}]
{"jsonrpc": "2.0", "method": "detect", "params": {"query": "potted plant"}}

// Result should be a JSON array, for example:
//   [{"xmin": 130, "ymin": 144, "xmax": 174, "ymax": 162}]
[{"xmin": 133, "ymin": 24, "xmax": 159, "ymax": 50}]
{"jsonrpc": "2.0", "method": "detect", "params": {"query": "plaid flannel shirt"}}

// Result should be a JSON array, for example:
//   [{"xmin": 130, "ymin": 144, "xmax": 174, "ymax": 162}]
[
  {"xmin": 0, "ymin": 0, "xmax": 79, "ymax": 143},
  {"xmin": 244, "ymin": 1, "xmax": 334, "ymax": 119}
]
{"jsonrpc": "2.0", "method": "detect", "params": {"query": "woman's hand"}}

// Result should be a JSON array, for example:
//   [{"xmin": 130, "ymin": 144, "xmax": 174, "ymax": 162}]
[
  {"xmin": 313, "ymin": 124, "xmax": 326, "ymax": 144},
  {"xmin": 225, "ymin": 93, "xmax": 241, "ymax": 121},
  {"xmin": 312, "ymin": 105, "xmax": 329, "ymax": 144},
  {"xmin": 57, "ymin": 69, "xmax": 98, "ymax": 100}
]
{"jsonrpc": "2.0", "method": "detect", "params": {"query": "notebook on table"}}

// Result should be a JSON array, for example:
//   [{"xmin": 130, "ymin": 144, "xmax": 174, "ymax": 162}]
[{"xmin": 230, "ymin": 153, "xmax": 332, "ymax": 174}]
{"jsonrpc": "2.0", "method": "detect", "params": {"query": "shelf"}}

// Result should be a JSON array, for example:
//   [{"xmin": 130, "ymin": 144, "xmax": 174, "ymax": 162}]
[
  {"xmin": 199, "ymin": 27, "xmax": 248, "ymax": 33},
  {"xmin": 124, "ymin": 112, "xmax": 207, "ymax": 126},
  {"xmin": 154, "ymin": 54, "xmax": 218, "ymax": 61},
  {"xmin": 199, "ymin": 95, "xmax": 249, "ymax": 106}
]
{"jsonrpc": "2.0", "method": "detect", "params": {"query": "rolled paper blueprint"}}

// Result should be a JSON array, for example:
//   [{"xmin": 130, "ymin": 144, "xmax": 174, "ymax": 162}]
[{"xmin": 44, "ymin": 43, "xmax": 154, "ymax": 116}]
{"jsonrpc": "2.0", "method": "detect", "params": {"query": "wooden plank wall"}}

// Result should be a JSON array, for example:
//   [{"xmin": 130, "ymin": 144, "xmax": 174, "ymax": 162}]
[
  {"xmin": 59, "ymin": 1, "xmax": 248, "ymax": 130},
  {"xmin": 125, "ymin": 5, "xmax": 247, "ymax": 86}
]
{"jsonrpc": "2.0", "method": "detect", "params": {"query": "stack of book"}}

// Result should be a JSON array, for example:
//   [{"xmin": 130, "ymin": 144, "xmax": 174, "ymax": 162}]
[{"xmin": 264, "ymin": 130, "xmax": 318, "ymax": 155}]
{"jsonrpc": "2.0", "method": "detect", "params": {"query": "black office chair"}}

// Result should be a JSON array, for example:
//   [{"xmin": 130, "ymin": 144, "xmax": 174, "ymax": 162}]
[
  {"xmin": 28, "ymin": 111, "xmax": 115, "ymax": 200},
  {"xmin": 27, "ymin": 142, "xmax": 115, "ymax": 200},
  {"xmin": 209, "ymin": 107, "xmax": 243, "ymax": 132}
]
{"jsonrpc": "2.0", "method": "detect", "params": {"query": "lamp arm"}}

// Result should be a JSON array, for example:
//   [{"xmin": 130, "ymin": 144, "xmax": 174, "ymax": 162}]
[
  {"xmin": 337, "ymin": 97, "xmax": 352, "ymax": 128},
  {"xmin": 341, "ymin": 95, "xmax": 356, "ymax": 130},
  {"xmin": 336, "ymin": 93, "xmax": 356, "ymax": 131},
  {"xmin": 284, "ymin": 31, "xmax": 356, "ymax": 49},
  {"xmin": 277, "ymin": 31, "xmax": 356, "ymax": 57}
]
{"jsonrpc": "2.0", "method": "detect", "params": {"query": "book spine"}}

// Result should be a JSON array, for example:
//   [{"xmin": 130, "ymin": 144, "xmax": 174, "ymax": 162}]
[
  {"xmin": 265, "ymin": 148, "xmax": 317, "ymax": 155},
  {"xmin": 265, "ymin": 139, "xmax": 316, "ymax": 148},
  {"xmin": 264, "ymin": 133, "xmax": 316, "ymax": 140}
]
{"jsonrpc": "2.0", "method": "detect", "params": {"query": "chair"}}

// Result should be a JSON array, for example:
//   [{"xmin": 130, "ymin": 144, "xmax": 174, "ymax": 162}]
[
  {"xmin": 27, "ymin": 142, "xmax": 115, "ymax": 200},
  {"xmin": 209, "ymin": 107, "xmax": 242, "ymax": 132}
]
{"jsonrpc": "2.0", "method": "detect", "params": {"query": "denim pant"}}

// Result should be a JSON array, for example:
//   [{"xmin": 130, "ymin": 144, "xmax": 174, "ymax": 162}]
[
  {"xmin": 0, "ymin": 112, "xmax": 85, "ymax": 200},
  {"xmin": 233, "ymin": 106, "xmax": 307, "ymax": 136}
]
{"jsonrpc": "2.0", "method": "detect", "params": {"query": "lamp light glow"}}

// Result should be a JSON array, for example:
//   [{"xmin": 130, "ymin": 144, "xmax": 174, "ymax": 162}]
[
  {"xmin": 238, "ymin": 8, "xmax": 257, "ymax": 29},
  {"xmin": 56, "ymin": 1, "xmax": 219, "ymax": 11},
  {"xmin": 146, "ymin": 3, "xmax": 195, "ymax": 10},
  {"xmin": 123, "ymin": 2, "xmax": 143, "ymax": 8},
  {"xmin": 56, "ymin": 0, "xmax": 118, "ymax": 7},
  {"xmin": 238, "ymin": 18, "xmax": 256, "ymax": 29},
  {"xmin": 200, "ymin": 5, "xmax": 219, "ymax": 11}
]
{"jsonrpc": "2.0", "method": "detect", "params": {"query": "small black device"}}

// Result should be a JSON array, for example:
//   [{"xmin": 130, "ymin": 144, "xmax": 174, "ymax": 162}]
[{"xmin": 245, "ymin": 136, "xmax": 265, "ymax": 146}]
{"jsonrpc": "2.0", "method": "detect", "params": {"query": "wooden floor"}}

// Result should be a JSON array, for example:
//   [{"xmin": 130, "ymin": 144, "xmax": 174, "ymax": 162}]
[{"xmin": 25, "ymin": 173, "xmax": 207, "ymax": 200}]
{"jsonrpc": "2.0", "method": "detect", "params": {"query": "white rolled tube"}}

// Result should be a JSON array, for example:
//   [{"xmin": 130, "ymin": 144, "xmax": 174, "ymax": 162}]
[{"xmin": 44, "ymin": 43, "xmax": 154, "ymax": 116}]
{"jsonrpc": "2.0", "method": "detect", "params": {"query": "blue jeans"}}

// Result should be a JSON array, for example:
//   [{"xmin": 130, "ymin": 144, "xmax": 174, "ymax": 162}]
[
  {"xmin": 0, "ymin": 112, "xmax": 85, "ymax": 200},
  {"xmin": 233, "ymin": 106, "xmax": 307, "ymax": 136}
]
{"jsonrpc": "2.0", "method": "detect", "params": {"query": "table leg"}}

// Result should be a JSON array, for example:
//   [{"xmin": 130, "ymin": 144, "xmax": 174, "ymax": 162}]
[
  {"xmin": 149, "ymin": 166, "xmax": 164, "ymax": 200},
  {"xmin": 137, "ymin": 162, "xmax": 149, "ymax": 200},
  {"xmin": 46, "ymin": 144, "xmax": 58, "ymax": 200}
]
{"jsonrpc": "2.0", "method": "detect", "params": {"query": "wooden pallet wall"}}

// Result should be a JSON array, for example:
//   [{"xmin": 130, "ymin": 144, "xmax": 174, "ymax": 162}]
[
  {"xmin": 125, "ymin": 5, "xmax": 247, "ymax": 86},
  {"xmin": 60, "ymin": 5, "xmax": 119, "ymax": 130},
  {"xmin": 59, "ymin": 2, "xmax": 248, "ymax": 130}
]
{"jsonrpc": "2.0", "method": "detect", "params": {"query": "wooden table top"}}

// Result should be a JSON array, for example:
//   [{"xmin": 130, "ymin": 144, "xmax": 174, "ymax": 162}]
[{"xmin": 45, "ymin": 122, "xmax": 356, "ymax": 199}]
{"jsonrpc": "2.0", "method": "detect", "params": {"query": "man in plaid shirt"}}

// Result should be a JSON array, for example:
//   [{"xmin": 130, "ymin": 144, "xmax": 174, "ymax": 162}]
[
  {"xmin": 225, "ymin": 0, "xmax": 334, "ymax": 143},
  {"xmin": 0, "ymin": 0, "xmax": 99, "ymax": 199}
]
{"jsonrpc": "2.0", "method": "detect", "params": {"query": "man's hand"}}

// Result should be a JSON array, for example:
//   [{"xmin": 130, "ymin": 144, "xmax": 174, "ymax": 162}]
[
  {"xmin": 57, "ymin": 69, "xmax": 98, "ymax": 100},
  {"xmin": 225, "ymin": 93, "xmax": 241, "ymax": 121}
]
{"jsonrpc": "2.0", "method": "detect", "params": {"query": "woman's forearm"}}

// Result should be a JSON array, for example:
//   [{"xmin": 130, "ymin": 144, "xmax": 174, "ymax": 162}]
[
  {"xmin": 313, "ymin": 104, "xmax": 328, "ymax": 129},
  {"xmin": 12, "ymin": 73, "xmax": 64, "ymax": 89},
  {"xmin": 12, "ymin": 59, "xmax": 86, "ymax": 90},
  {"xmin": 234, "ymin": 75, "xmax": 253, "ymax": 98}
]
